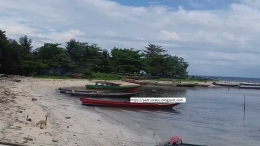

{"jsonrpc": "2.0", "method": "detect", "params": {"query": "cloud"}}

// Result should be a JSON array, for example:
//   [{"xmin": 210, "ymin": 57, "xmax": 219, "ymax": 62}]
[
  {"xmin": 159, "ymin": 30, "xmax": 181, "ymax": 41},
  {"xmin": 0, "ymin": 0, "xmax": 260, "ymax": 77},
  {"xmin": 36, "ymin": 29, "xmax": 85, "ymax": 44}
]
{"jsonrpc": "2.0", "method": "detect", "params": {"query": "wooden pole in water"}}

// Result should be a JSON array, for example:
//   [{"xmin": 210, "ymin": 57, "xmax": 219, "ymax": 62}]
[{"xmin": 244, "ymin": 95, "xmax": 246, "ymax": 118}]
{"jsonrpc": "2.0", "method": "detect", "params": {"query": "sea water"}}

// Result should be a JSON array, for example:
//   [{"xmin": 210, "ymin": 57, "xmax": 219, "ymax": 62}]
[{"xmin": 96, "ymin": 86, "xmax": 260, "ymax": 146}]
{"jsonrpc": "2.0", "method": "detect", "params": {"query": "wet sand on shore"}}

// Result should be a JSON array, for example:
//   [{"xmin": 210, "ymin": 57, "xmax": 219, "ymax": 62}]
[{"xmin": 0, "ymin": 78, "xmax": 156, "ymax": 146}]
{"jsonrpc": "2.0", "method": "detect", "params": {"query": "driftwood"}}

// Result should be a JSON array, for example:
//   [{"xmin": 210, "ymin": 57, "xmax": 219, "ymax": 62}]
[{"xmin": 0, "ymin": 141, "xmax": 28, "ymax": 146}]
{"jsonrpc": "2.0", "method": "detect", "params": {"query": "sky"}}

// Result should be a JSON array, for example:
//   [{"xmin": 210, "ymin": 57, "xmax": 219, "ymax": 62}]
[{"xmin": 0, "ymin": 0, "xmax": 260, "ymax": 78}]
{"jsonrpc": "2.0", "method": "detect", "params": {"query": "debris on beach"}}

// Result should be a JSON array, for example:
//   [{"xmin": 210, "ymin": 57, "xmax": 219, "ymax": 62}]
[
  {"xmin": 52, "ymin": 139, "xmax": 59, "ymax": 142},
  {"xmin": 31, "ymin": 98, "xmax": 37, "ymax": 101},
  {"xmin": 39, "ymin": 132, "xmax": 52, "ymax": 136},
  {"xmin": 23, "ymin": 137, "xmax": 33, "ymax": 141}
]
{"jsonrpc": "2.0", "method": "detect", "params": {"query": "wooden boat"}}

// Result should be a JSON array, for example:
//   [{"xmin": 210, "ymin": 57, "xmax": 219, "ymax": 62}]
[
  {"xmin": 239, "ymin": 83, "xmax": 260, "ymax": 86},
  {"xmin": 122, "ymin": 78, "xmax": 150, "ymax": 85},
  {"xmin": 149, "ymin": 82, "xmax": 176, "ymax": 87},
  {"xmin": 85, "ymin": 81, "xmax": 141, "ymax": 93},
  {"xmin": 213, "ymin": 82, "xmax": 238, "ymax": 87},
  {"xmin": 69, "ymin": 92, "xmax": 137, "ymax": 98},
  {"xmin": 238, "ymin": 85, "xmax": 260, "ymax": 89},
  {"xmin": 80, "ymin": 98, "xmax": 180, "ymax": 109},
  {"xmin": 104, "ymin": 81, "xmax": 121, "ymax": 86},
  {"xmin": 176, "ymin": 83, "xmax": 198, "ymax": 87},
  {"xmin": 58, "ymin": 88, "xmax": 102, "ymax": 93},
  {"xmin": 195, "ymin": 84, "xmax": 211, "ymax": 87}
]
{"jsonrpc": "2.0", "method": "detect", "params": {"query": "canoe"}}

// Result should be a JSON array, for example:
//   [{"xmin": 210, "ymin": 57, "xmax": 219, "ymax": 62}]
[
  {"xmin": 150, "ymin": 82, "xmax": 176, "ymax": 87},
  {"xmin": 85, "ymin": 81, "xmax": 141, "ymax": 93},
  {"xmin": 238, "ymin": 85, "xmax": 260, "ymax": 89},
  {"xmin": 239, "ymin": 83, "xmax": 260, "ymax": 86},
  {"xmin": 213, "ymin": 82, "xmax": 238, "ymax": 87},
  {"xmin": 101, "ymin": 81, "xmax": 121, "ymax": 86},
  {"xmin": 80, "ymin": 98, "xmax": 179, "ymax": 109},
  {"xmin": 122, "ymin": 79, "xmax": 150, "ymax": 85},
  {"xmin": 58, "ymin": 88, "xmax": 103, "ymax": 93},
  {"xmin": 176, "ymin": 83, "xmax": 198, "ymax": 87},
  {"xmin": 69, "ymin": 92, "xmax": 137, "ymax": 98},
  {"xmin": 195, "ymin": 84, "xmax": 211, "ymax": 87}
]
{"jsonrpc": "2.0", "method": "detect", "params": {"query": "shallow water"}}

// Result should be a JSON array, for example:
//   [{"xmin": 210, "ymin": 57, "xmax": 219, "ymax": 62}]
[{"xmin": 90, "ymin": 86, "xmax": 260, "ymax": 146}]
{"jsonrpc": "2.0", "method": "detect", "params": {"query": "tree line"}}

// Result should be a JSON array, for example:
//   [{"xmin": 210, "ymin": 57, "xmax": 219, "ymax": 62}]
[{"xmin": 0, "ymin": 30, "xmax": 189, "ymax": 77}]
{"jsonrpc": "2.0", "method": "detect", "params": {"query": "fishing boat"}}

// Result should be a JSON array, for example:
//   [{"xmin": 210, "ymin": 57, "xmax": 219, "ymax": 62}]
[
  {"xmin": 58, "ymin": 87, "xmax": 102, "ymax": 93},
  {"xmin": 195, "ymin": 84, "xmax": 211, "ymax": 87},
  {"xmin": 68, "ymin": 91, "xmax": 137, "ymax": 98},
  {"xmin": 85, "ymin": 81, "xmax": 141, "ymax": 93},
  {"xmin": 150, "ymin": 82, "xmax": 176, "ymax": 87},
  {"xmin": 122, "ymin": 78, "xmax": 150, "ymax": 85},
  {"xmin": 80, "ymin": 98, "xmax": 179, "ymax": 109},
  {"xmin": 239, "ymin": 82, "xmax": 260, "ymax": 86},
  {"xmin": 176, "ymin": 83, "xmax": 198, "ymax": 87},
  {"xmin": 238, "ymin": 84, "xmax": 260, "ymax": 89},
  {"xmin": 102, "ymin": 81, "xmax": 121, "ymax": 86},
  {"xmin": 213, "ymin": 82, "xmax": 238, "ymax": 87}
]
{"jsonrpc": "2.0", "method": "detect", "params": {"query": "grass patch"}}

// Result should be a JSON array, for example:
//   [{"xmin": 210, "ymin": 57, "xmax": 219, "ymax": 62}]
[
  {"xmin": 33, "ymin": 75, "xmax": 73, "ymax": 79},
  {"xmin": 91, "ymin": 73, "xmax": 123, "ymax": 80}
]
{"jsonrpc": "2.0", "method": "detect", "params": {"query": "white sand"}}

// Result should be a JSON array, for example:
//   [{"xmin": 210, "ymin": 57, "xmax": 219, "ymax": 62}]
[{"xmin": 0, "ymin": 78, "xmax": 156, "ymax": 146}]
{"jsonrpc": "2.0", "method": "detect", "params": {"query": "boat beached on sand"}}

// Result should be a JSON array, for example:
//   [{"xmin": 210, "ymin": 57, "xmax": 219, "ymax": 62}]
[
  {"xmin": 238, "ymin": 84, "xmax": 260, "ymax": 89},
  {"xmin": 213, "ymin": 82, "xmax": 238, "ymax": 87},
  {"xmin": 121, "ymin": 78, "xmax": 150, "ymax": 85},
  {"xmin": 85, "ymin": 81, "xmax": 141, "ymax": 93},
  {"xmin": 68, "ymin": 91, "xmax": 137, "ymax": 98},
  {"xmin": 176, "ymin": 83, "xmax": 198, "ymax": 87},
  {"xmin": 239, "ymin": 82, "xmax": 260, "ymax": 86},
  {"xmin": 58, "ymin": 87, "xmax": 103, "ymax": 93},
  {"xmin": 80, "ymin": 98, "xmax": 180, "ymax": 109}
]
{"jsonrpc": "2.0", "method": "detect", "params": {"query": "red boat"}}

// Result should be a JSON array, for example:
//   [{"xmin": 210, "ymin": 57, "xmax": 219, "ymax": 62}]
[{"xmin": 80, "ymin": 98, "xmax": 180, "ymax": 109}]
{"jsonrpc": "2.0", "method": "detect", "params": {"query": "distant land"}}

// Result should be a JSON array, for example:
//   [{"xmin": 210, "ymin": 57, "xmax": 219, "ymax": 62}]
[{"xmin": 190, "ymin": 75, "xmax": 260, "ymax": 82}]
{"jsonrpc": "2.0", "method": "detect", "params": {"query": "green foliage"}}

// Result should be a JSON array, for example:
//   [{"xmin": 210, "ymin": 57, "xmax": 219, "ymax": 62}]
[
  {"xmin": 91, "ymin": 73, "xmax": 123, "ymax": 80},
  {"xmin": 142, "ymin": 43, "xmax": 189, "ymax": 77},
  {"xmin": 111, "ymin": 48, "xmax": 144, "ymax": 73},
  {"xmin": 35, "ymin": 43, "xmax": 70, "ymax": 69},
  {"xmin": 0, "ymin": 29, "xmax": 189, "ymax": 78},
  {"xmin": 33, "ymin": 75, "xmax": 73, "ymax": 79}
]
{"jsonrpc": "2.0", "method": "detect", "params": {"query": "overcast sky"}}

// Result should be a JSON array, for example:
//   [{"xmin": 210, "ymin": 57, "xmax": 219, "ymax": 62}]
[{"xmin": 0, "ymin": 0, "xmax": 260, "ymax": 78}]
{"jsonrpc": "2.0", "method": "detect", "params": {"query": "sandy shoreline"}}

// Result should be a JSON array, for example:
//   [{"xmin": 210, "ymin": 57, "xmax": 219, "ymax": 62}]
[{"xmin": 0, "ymin": 78, "xmax": 156, "ymax": 146}]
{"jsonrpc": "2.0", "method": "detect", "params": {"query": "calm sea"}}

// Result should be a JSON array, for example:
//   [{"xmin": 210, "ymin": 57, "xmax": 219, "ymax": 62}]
[
  {"xmin": 91, "ymin": 86, "xmax": 260, "ymax": 146},
  {"xmin": 191, "ymin": 75, "xmax": 260, "ymax": 82}
]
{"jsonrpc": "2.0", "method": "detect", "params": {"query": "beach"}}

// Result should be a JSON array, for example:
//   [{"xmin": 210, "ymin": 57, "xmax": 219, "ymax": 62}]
[
  {"xmin": 0, "ymin": 78, "xmax": 156, "ymax": 146},
  {"xmin": 1, "ymin": 78, "xmax": 259, "ymax": 146}
]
